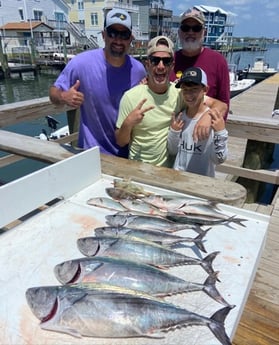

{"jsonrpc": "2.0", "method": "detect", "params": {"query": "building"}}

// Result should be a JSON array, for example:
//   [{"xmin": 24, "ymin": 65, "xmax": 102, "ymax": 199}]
[
  {"xmin": 0, "ymin": 0, "xmax": 98, "ymax": 58},
  {"xmin": 194, "ymin": 5, "xmax": 235, "ymax": 48}
]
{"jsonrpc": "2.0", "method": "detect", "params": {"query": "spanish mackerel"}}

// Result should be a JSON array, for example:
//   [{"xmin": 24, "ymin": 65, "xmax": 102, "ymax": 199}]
[
  {"xmin": 105, "ymin": 213, "xmax": 204, "ymax": 234},
  {"xmin": 77, "ymin": 235, "xmax": 219, "ymax": 274},
  {"xmin": 26, "ymin": 284, "xmax": 233, "ymax": 344},
  {"xmin": 54, "ymin": 256, "xmax": 231, "ymax": 305},
  {"xmin": 94, "ymin": 226, "xmax": 210, "ymax": 253}
]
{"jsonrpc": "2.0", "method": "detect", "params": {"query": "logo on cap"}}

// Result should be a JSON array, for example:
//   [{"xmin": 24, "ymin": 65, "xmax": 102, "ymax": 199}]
[{"xmin": 111, "ymin": 13, "xmax": 127, "ymax": 21}]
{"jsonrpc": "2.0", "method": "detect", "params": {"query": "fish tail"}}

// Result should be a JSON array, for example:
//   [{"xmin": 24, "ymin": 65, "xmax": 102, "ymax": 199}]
[
  {"xmin": 203, "ymin": 273, "xmax": 234, "ymax": 307},
  {"xmin": 193, "ymin": 227, "xmax": 211, "ymax": 253},
  {"xmin": 200, "ymin": 251, "xmax": 220, "ymax": 275},
  {"xmin": 224, "ymin": 215, "xmax": 247, "ymax": 227},
  {"xmin": 208, "ymin": 306, "xmax": 235, "ymax": 345}
]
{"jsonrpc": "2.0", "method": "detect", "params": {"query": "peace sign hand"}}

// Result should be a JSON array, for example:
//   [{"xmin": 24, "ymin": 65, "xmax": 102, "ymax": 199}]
[
  {"xmin": 170, "ymin": 112, "xmax": 184, "ymax": 131},
  {"xmin": 126, "ymin": 99, "xmax": 155, "ymax": 126}
]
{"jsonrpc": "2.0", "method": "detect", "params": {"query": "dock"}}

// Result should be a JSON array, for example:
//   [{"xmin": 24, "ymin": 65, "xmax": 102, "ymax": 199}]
[{"xmin": 0, "ymin": 73, "xmax": 279, "ymax": 344}]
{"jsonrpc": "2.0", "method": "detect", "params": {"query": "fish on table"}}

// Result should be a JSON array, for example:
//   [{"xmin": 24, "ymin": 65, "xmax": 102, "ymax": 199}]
[
  {"xmin": 77, "ymin": 235, "xmax": 219, "ymax": 275},
  {"xmin": 105, "ymin": 213, "xmax": 204, "ymax": 234},
  {"xmin": 54, "ymin": 256, "xmax": 232, "ymax": 306},
  {"xmin": 26, "ymin": 284, "xmax": 234, "ymax": 344},
  {"xmin": 94, "ymin": 226, "xmax": 210, "ymax": 253}
]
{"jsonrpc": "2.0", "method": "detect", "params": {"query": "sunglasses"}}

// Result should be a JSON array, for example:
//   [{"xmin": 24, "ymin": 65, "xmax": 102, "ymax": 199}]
[
  {"xmin": 148, "ymin": 56, "xmax": 173, "ymax": 67},
  {"xmin": 180, "ymin": 24, "xmax": 203, "ymax": 33},
  {"xmin": 106, "ymin": 27, "xmax": 131, "ymax": 40}
]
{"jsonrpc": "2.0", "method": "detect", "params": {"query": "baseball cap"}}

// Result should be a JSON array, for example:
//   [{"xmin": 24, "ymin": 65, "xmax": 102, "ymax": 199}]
[
  {"xmin": 147, "ymin": 36, "xmax": 174, "ymax": 57},
  {"xmin": 104, "ymin": 8, "xmax": 132, "ymax": 32},
  {"xmin": 175, "ymin": 67, "xmax": 208, "ymax": 88},
  {"xmin": 180, "ymin": 8, "xmax": 206, "ymax": 25}
]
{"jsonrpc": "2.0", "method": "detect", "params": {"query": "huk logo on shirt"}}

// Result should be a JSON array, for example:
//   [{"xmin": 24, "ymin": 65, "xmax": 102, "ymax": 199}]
[{"xmin": 180, "ymin": 141, "xmax": 202, "ymax": 153}]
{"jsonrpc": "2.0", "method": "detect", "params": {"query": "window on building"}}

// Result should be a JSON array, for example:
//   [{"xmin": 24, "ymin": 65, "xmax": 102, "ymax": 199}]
[
  {"xmin": 91, "ymin": 13, "xmax": 98, "ymax": 26},
  {"xmin": 78, "ymin": 1, "xmax": 84, "ymax": 10},
  {"xmin": 19, "ymin": 8, "xmax": 24, "ymax": 20},
  {"xmin": 33, "ymin": 10, "xmax": 43, "ymax": 21},
  {"xmin": 55, "ymin": 12, "xmax": 65, "ymax": 22},
  {"xmin": 71, "ymin": 0, "xmax": 75, "ymax": 4}
]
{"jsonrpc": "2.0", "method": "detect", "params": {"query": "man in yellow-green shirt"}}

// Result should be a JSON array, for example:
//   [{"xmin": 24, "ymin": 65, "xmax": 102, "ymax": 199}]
[{"xmin": 115, "ymin": 36, "xmax": 183, "ymax": 167}]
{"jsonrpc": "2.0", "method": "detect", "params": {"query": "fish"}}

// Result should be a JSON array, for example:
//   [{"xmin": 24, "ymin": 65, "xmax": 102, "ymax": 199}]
[
  {"xmin": 77, "ymin": 235, "xmax": 219, "ymax": 274},
  {"xmin": 166, "ymin": 212, "xmax": 247, "ymax": 227},
  {"xmin": 94, "ymin": 226, "xmax": 210, "ymax": 253},
  {"xmin": 118, "ymin": 198, "xmax": 165, "ymax": 216},
  {"xmin": 141, "ymin": 195, "xmax": 247, "ymax": 227},
  {"xmin": 141, "ymin": 195, "xmax": 222, "ymax": 213},
  {"xmin": 54, "ymin": 256, "xmax": 231, "ymax": 306},
  {"xmin": 26, "ymin": 284, "xmax": 234, "ymax": 344},
  {"xmin": 113, "ymin": 178, "xmax": 153, "ymax": 197},
  {"xmin": 105, "ymin": 213, "xmax": 204, "ymax": 234},
  {"xmin": 87, "ymin": 197, "xmax": 127, "ymax": 212}
]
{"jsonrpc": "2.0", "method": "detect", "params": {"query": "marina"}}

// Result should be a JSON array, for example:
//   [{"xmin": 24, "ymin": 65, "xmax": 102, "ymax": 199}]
[{"xmin": 0, "ymin": 71, "xmax": 279, "ymax": 344}]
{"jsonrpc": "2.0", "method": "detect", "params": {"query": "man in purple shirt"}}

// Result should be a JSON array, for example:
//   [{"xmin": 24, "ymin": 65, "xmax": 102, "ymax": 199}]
[{"xmin": 49, "ymin": 8, "xmax": 146, "ymax": 157}]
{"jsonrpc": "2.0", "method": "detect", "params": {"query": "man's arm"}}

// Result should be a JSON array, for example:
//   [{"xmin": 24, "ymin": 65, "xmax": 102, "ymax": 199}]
[
  {"xmin": 49, "ymin": 80, "xmax": 84, "ymax": 108},
  {"xmin": 193, "ymin": 97, "xmax": 228, "ymax": 142}
]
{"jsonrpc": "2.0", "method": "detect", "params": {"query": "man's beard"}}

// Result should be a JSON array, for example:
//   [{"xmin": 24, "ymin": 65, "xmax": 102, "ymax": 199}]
[
  {"xmin": 181, "ymin": 38, "xmax": 203, "ymax": 53},
  {"xmin": 109, "ymin": 44, "xmax": 126, "ymax": 58}
]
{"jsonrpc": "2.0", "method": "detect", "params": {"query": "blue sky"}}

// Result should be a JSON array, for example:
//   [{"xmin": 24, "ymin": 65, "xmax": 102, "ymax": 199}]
[{"xmin": 164, "ymin": 1, "xmax": 279, "ymax": 38}]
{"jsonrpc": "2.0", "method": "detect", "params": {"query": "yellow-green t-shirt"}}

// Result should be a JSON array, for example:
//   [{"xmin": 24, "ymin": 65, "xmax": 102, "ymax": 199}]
[{"xmin": 117, "ymin": 83, "xmax": 184, "ymax": 167}]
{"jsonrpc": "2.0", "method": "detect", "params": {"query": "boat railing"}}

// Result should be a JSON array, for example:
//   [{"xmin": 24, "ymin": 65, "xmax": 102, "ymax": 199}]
[{"xmin": 0, "ymin": 96, "xmax": 278, "ymax": 186}]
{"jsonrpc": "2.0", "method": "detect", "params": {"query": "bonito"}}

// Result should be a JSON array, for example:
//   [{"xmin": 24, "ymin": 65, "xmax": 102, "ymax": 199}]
[
  {"xmin": 25, "ymin": 284, "xmax": 234, "ymax": 345},
  {"xmin": 54, "ymin": 256, "xmax": 231, "ymax": 305}
]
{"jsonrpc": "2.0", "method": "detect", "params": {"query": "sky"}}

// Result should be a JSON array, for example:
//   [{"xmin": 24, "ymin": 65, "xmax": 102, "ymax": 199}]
[{"xmin": 164, "ymin": 0, "xmax": 279, "ymax": 38}]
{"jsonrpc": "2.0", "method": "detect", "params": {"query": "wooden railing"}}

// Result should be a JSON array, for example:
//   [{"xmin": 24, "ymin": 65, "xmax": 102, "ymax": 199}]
[{"xmin": 0, "ymin": 97, "xmax": 279, "ymax": 185}]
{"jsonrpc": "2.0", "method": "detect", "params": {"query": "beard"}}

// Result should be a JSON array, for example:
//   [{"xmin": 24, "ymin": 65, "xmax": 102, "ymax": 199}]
[
  {"xmin": 180, "ymin": 37, "xmax": 203, "ymax": 53},
  {"xmin": 109, "ymin": 43, "xmax": 126, "ymax": 58}
]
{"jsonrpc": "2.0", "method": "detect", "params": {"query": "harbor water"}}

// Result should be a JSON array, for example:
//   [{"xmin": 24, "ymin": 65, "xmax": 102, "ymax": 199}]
[{"xmin": 0, "ymin": 44, "xmax": 278, "ymax": 185}]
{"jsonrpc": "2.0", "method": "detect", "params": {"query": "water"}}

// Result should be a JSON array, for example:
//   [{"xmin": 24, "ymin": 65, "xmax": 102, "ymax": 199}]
[
  {"xmin": 226, "ymin": 43, "xmax": 279, "ymax": 71},
  {"xmin": 0, "ymin": 70, "xmax": 67, "ymax": 183},
  {"xmin": 0, "ymin": 44, "xmax": 278, "ymax": 184}
]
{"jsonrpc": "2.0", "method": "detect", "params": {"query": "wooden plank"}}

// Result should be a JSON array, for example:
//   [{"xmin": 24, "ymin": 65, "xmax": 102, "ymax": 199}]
[
  {"xmin": 216, "ymin": 163, "xmax": 279, "ymax": 184},
  {"xmin": 100, "ymin": 153, "xmax": 247, "ymax": 206},
  {"xmin": 226, "ymin": 118, "xmax": 279, "ymax": 143},
  {"xmin": 0, "ymin": 97, "xmax": 73, "ymax": 127},
  {"xmin": 0, "ymin": 129, "xmax": 79, "ymax": 163}
]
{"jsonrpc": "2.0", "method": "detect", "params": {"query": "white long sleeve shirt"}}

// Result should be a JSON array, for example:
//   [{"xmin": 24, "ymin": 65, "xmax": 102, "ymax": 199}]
[{"xmin": 167, "ymin": 110, "xmax": 228, "ymax": 177}]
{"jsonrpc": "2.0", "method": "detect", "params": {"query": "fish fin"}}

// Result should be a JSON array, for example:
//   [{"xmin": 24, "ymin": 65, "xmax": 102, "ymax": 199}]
[
  {"xmin": 41, "ymin": 323, "xmax": 82, "ymax": 338},
  {"xmin": 192, "ymin": 227, "xmax": 211, "ymax": 253},
  {"xmin": 203, "ymin": 273, "xmax": 234, "ymax": 307},
  {"xmin": 201, "ymin": 251, "xmax": 220, "ymax": 276},
  {"xmin": 208, "ymin": 306, "xmax": 235, "ymax": 345}
]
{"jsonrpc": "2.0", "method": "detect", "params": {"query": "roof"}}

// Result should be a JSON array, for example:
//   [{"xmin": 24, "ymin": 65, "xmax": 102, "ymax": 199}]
[
  {"xmin": 0, "ymin": 21, "xmax": 54, "ymax": 31},
  {"xmin": 195, "ymin": 5, "xmax": 228, "ymax": 15}
]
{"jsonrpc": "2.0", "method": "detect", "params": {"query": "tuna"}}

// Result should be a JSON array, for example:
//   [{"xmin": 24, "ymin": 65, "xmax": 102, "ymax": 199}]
[
  {"xmin": 54, "ymin": 256, "xmax": 231, "ymax": 306},
  {"xmin": 76, "ymin": 235, "xmax": 219, "ymax": 275},
  {"xmin": 94, "ymin": 226, "xmax": 210, "ymax": 253},
  {"xmin": 25, "ymin": 284, "xmax": 234, "ymax": 344}
]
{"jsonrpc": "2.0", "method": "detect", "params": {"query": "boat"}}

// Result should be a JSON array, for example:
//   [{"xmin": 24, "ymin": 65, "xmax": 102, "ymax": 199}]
[
  {"xmin": 36, "ymin": 116, "xmax": 69, "ymax": 140},
  {"xmin": 244, "ymin": 57, "xmax": 277, "ymax": 82},
  {"xmin": 229, "ymin": 64, "xmax": 256, "ymax": 98}
]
